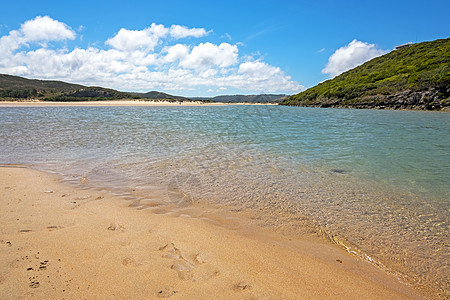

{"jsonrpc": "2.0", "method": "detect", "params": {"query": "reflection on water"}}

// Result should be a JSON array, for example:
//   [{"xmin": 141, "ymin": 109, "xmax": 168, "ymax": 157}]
[{"xmin": 0, "ymin": 105, "xmax": 449, "ymax": 297}]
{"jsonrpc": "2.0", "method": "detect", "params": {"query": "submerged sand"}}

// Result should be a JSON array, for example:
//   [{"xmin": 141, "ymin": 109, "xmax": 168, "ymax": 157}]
[{"xmin": 0, "ymin": 167, "xmax": 423, "ymax": 299}]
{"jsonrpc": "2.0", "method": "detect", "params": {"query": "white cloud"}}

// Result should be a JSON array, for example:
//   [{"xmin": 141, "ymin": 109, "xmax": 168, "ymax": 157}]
[
  {"xmin": 106, "ymin": 23, "xmax": 209, "ymax": 52},
  {"xmin": 0, "ymin": 30, "xmax": 23, "ymax": 55},
  {"xmin": 236, "ymin": 61, "xmax": 303, "ymax": 92},
  {"xmin": 0, "ymin": 16, "xmax": 75, "ymax": 56},
  {"xmin": 239, "ymin": 61, "xmax": 279, "ymax": 78},
  {"xmin": 322, "ymin": 40, "xmax": 388, "ymax": 77},
  {"xmin": 21, "ymin": 16, "xmax": 76, "ymax": 42},
  {"xmin": 179, "ymin": 42, "xmax": 238, "ymax": 70},
  {"xmin": 0, "ymin": 16, "xmax": 303, "ymax": 95},
  {"xmin": 106, "ymin": 23, "xmax": 168, "ymax": 52},
  {"xmin": 169, "ymin": 25, "xmax": 208, "ymax": 39},
  {"xmin": 200, "ymin": 68, "xmax": 218, "ymax": 78},
  {"xmin": 164, "ymin": 44, "xmax": 189, "ymax": 63}
]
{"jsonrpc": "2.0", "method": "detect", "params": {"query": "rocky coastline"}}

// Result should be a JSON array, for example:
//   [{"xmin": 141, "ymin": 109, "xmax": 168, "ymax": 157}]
[{"xmin": 281, "ymin": 88, "xmax": 449, "ymax": 111}]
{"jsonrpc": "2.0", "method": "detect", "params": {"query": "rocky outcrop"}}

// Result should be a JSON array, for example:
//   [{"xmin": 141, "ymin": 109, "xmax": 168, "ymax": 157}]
[
  {"xmin": 288, "ymin": 88, "xmax": 449, "ymax": 111},
  {"xmin": 359, "ymin": 88, "xmax": 449, "ymax": 110}
]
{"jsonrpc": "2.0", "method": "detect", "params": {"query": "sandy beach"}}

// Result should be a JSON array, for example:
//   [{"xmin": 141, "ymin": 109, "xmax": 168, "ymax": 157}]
[
  {"xmin": 0, "ymin": 166, "xmax": 423, "ymax": 299},
  {"xmin": 0, "ymin": 100, "xmax": 275, "ymax": 107}
]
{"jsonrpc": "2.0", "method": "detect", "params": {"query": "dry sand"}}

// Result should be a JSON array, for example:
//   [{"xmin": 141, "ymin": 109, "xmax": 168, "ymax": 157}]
[
  {"xmin": 0, "ymin": 100, "xmax": 274, "ymax": 107},
  {"xmin": 0, "ymin": 166, "xmax": 423, "ymax": 299}
]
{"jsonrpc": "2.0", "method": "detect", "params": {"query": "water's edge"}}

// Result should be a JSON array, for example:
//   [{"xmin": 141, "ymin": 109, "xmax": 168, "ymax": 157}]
[{"xmin": 0, "ymin": 106, "xmax": 448, "ymax": 298}]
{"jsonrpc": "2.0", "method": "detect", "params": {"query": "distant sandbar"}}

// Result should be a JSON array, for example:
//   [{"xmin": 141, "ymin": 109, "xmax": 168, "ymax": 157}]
[{"xmin": 0, "ymin": 100, "xmax": 276, "ymax": 107}]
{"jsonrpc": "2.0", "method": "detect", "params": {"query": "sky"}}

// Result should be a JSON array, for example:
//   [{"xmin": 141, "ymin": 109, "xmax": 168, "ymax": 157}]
[{"xmin": 0, "ymin": 0, "xmax": 449, "ymax": 97}]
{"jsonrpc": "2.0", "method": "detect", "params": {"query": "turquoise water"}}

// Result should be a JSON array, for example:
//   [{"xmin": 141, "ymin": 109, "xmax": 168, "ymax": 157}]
[{"xmin": 0, "ymin": 105, "xmax": 449, "ymax": 296}]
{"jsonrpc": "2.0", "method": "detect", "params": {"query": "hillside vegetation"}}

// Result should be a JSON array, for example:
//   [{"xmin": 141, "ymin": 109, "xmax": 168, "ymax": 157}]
[
  {"xmin": 0, "ymin": 74, "xmax": 84, "ymax": 92},
  {"xmin": 0, "ymin": 74, "xmax": 137, "ymax": 101},
  {"xmin": 0, "ymin": 74, "xmax": 282, "ymax": 103},
  {"xmin": 132, "ymin": 91, "xmax": 196, "ymax": 102},
  {"xmin": 0, "ymin": 74, "xmax": 192, "ymax": 102},
  {"xmin": 281, "ymin": 38, "xmax": 450, "ymax": 110}
]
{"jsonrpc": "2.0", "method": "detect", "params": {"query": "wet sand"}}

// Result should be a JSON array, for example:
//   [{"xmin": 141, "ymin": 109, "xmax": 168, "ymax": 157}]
[{"xmin": 0, "ymin": 167, "xmax": 423, "ymax": 299}]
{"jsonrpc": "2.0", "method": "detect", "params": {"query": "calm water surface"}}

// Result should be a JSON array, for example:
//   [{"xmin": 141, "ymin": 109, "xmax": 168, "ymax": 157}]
[{"xmin": 0, "ymin": 105, "xmax": 448, "ymax": 296}]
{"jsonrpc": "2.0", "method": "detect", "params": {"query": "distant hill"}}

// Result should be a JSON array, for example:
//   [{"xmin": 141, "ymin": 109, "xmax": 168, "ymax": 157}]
[
  {"xmin": 0, "ymin": 73, "xmax": 85, "ymax": 99},
  {"xmin": 0, "ymin": 74, "xmax": 137, "ymax": 101},
  {"xmin": 281, "ymin": 38, "xmax": 450, "ymax": 110},
  {"xmin": 0, "ymin": 73, "xmax": 84, "ymax": 91},
  {"xmin": 0, "ymin": 74, "xmax": 190, "ymax": 102},
  {"xmin": 0, "ymin": 74, "xmax": 287, "ymax": 104},
  {"xmin": 133, "ymin": 91, "xmax": 190, "ymax": 101},
  {"xmin": 195, "ymin": 94, "xmax": 287, "ymax": 103}
]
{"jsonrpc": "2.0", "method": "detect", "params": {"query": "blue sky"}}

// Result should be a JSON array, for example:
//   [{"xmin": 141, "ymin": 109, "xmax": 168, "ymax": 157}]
[{"xmin": 0, "ymin": 0, "xmax": 449, "ymax": 97}]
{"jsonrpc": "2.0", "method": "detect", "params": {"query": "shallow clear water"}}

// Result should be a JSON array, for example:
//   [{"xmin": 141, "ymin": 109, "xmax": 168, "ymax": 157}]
[{"xmin": 0, "ymin": 105, "xmax": 449, "ymax": 296}]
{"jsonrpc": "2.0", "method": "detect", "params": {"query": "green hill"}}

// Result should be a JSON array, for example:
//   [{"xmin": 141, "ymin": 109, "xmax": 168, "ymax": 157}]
[
  {"xmin": 281, "ymin": 38, "xmax": 450, "ymax": 110},
  {"xmin": 0, "ymin": 74, "xmax": 190, "ymax": 102},
  {"xmin": 0, "ymin": 74, "xmax": 136, "ymax": 101},
  {"xmin": 0, "ymin": 73, "xmax": 84, "ymax": 91},
  {"xmin": 134, "ymin": 91, "xmax": 190, "ymax": 101},
  {"xmin": 0, "ymin": 74, "xmax": 281, "ymax": 103}
]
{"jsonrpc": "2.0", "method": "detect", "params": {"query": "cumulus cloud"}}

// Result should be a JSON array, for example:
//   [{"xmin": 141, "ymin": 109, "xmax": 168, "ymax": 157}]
[
  {"xmin": 239, "ymin": 61, "xmax": 279, "ymax": 77},
  {"xmin": 164, "ymin": 44, "xmax": 189, "ymax": 63},
  {"xmin": 322, "ymin": 40, "xmax": 388, "ymax": 77},
  {"xmin": 21, "ymin": 16, "xmax": 76, "ymax": 42},
  {"xmin": 0, "ymin": 16, "xmax": 75, "ymax": 55},
  {"xmin": 178, "ymin": 42, "xmax": 238, "ymax": 69},
  {"xmin": 236, "ymin": 61, "xmax": 302, "ymax": 92},
  {"xmin": 0, "ymin": 16, "xmax": 303, "ymax": 94},
  {"xmin": 105, "ymin": 24, "xmax": 209, "ymax": 52},
  {"xmin": 169, "ymin": 25, "xmax": 208, "ymax": 39},
  {"xmin": 106, "ymin": 23, "xmax": 168, "ymax": 52}
]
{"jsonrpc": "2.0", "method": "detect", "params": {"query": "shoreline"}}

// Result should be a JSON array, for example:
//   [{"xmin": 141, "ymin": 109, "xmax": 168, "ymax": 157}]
[
  {"xmin": 0, "ymin": 166, "xmax": 423, "ymax": 299},
  {"xmin": 279, "ymin": 103, "xmax": 450, "ymax": 112},
  {"xmin": 0, "ymin": 100, "xmax": 277, "ymax": 107}
]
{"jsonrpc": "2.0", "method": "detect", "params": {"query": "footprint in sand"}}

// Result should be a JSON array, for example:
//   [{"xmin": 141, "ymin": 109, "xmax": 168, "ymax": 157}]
[
  {"xmin": 233, "ymin": 281, "xmax": 252, "ymax": 291},
  {"xmin": 107, "ymin": 223, "xmax": 125, "ymax": 232},
  {"xmin": 192, "ymin": 253, "xmax": 207, "ymax": 265},
  {"xmin": 1, "ymin": 240, "xmax": 12, "ymax": 247},
  {"xmin": 29, "ymin": 277, "xmax": 39, "ymax": 288},
  {"xmin": 159, "ymin": 243, "xmax": 221, "ymax": 282},
  {"xmin": 159, "ymin": 243, "xmax": 195, "ymax": 280},
  {"xmin": 46, "ymin": 225, "xmax": 63, "ymax": 231},
  {"xmin": 157, "ymin": 287, "xmax": 177, "ymax": 298},
  {"xmin": 25, "ymin": 258, "xmax": 51, "ymax": 289}
]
